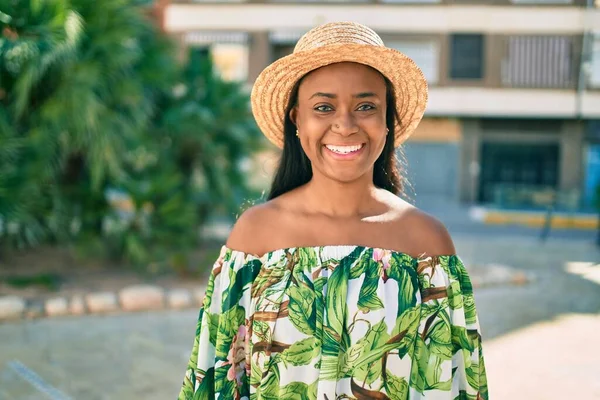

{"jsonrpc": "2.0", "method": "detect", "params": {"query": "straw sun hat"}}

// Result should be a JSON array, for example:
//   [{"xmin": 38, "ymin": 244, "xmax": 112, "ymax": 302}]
[{"xmin": 251, "ymin": 21, "xmax": 428, "ymax": 149}]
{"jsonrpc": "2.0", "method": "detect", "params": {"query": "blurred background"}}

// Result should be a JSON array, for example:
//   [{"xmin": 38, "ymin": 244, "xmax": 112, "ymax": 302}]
[{"xmin": 0, "ymin": 0, "xmax": 599, "ymax": 399}]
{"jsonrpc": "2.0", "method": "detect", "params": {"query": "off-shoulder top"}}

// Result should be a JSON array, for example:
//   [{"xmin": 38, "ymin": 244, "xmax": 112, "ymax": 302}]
[{"xmin": 178, "ymin": 244, "xmax": 488, "ymax": 400}]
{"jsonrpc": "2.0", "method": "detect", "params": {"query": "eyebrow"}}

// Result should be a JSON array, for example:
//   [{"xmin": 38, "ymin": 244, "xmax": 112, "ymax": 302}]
[{"xmin": 308, "ymin": 92, "xmax": 379, "ymax": 100}]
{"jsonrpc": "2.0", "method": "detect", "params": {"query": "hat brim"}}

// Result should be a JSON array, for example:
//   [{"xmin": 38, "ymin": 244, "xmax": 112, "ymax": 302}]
[{"xmin": 251, "ymin": 43, "xmax": 428, "ymax": 149}]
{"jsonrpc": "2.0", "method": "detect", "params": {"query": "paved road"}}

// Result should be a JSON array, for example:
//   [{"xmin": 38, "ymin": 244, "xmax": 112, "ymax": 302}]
[{"xmin": 1, "ymin": 236, "xmax": 599, "ymax": 399}]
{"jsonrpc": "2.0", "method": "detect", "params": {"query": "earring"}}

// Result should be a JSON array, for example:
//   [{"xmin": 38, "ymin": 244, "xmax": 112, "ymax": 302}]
[{"xmin": 296, "ymin": 129, "xmax": 299, "ymax": 137}]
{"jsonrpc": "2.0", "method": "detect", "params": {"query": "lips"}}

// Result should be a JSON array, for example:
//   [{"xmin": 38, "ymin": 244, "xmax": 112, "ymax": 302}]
[
  {"xmin": 324, "ymin": 143, "xmax": 365, "ymax": 154},
  {"xmin": 323, "ymin": 143, "xmax": 366, "ymax": 159}
]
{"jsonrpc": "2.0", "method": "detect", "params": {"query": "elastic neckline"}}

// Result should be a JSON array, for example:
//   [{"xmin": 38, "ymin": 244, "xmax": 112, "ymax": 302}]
[{"xmin": 221, "ymin": 244, "xmax": 457, "ymax": 262}]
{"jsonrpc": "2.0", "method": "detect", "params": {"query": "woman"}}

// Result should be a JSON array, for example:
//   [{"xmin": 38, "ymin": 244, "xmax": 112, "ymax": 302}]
[{"xmin": 178, "ymin": 22, "xmax": 488, "ymax": 400}]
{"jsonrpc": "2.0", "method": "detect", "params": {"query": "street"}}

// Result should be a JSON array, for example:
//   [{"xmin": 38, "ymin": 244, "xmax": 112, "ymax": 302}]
[{"xmin": 1, "ymin": 235, "xmax": 599, "ymax": 399}]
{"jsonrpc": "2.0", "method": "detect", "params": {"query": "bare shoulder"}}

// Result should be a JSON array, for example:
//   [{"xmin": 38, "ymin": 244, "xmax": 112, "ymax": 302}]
[
  {"xmin": 225, "ymin": 201, "xmax": 279, "ymax": 256},
  {"xmin": 394, "ymin": 201, "xmax": 457, "ymax": 257}
]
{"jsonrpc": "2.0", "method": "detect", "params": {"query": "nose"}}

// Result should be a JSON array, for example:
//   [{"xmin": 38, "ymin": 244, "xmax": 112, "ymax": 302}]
[{"xmin": 332, "ymin": 111, "xmax": 359, "ymax": 136}]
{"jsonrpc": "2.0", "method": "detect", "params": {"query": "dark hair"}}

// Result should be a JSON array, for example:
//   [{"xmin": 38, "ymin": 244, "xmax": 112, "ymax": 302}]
[{"xmin": 267, "ymin": 70, "xmax": 409, "ymax": 201}]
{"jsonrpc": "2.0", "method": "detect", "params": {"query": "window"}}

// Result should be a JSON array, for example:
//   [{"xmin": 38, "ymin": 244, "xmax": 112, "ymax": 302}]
[
  {"xmin": 478, "ymin": 143, "xmax": 560, "ymax": 204},
  {"xmin": 267, "ymin": 0, "xmax": 369, "ymax": 2},
  {"xmin": 271, "ymin": 44, "xmax": 295, "ymax": 62},
  {"xmin": 449, "ymin": 34, "xmax": 484, "ymax": 80},
  {"xmin": 185, "ymin": 32, "xmax": 249, "ymax": 82},
  {"xmin": 510, "ymin": 0, "xmax": 572, "ymax": 3},
  {"xmin": 502, "ymin": 36, "xmax": 573, "ymax": 89},
  {"xmin": 380, "ymin": 0, "xmax": 440, "ymax": 2},
  {"xmin": 590, "ymin": 33, "xmax": 600, "ymax": 88},
  {"xmin": 269, "ymin": 30, "xmax": 304, "ymax": 62},
  {"xmin": 388, "ymin": 40, "xmax": 439, "ymax": 84}
]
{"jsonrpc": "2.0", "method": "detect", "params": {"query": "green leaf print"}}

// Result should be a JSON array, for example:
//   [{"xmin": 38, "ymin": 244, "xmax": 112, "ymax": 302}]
[
  {"xmin": 251, "ymin": 320, "xmax": 271, "ymax": 343},
  {"xmin": 427, "ymin": 320, "xmax": 453, "ymax": 360},
  {"xmin": 178, "ymin": 247, "xmax": 489, "ymax": 400},
  {"xmin": 463, "ymin": 294, "xmax": 478, "ymax": 325},
  {"xmin": 387, "ymin": 260, "xmax": 418, "ymax": 317},
  {"xmin": 193, "ymin": 367, "xmax": 215, "ymax": 400},
  {"xmin": 429, "ymin": 377, "xmax": 452, "ymax": 391},
  {"xmin": 392, "ymin": 307, "xmax": 420, "ymax": 339},
  {"xmin": 424, "ymin": 354, "xmax": 448, "ymax": 390},
  {"xmin": 189, "ymin": 310, "xmax": 203, "ymax": 366},
  {"xmin": 453, "ymin": 391, "xmax": 479, "ymax": 400},
  {"xmin": 479, "ymin": 357, "xmax": 489, "ymax": 399},
  {"xmin": 215, "ymin": 305, "xmax": 245, "ymax": 361},
  {"xmin": 322, "ymin": 326, "xmax": 341, "ymax": 358},
  {"xmin": 409, "ymin": 336, "xmax": 430, "ymax": 394},
  {"xmin": 447, "ymin": 280, "xmax": 464, "ymax": 309},
  {"xmin": 352, "ymin": 320, "xmax": 390, "ymax": 384},
  {"xmin": 313, "ymin": 276, "xmax": 326, "ymax": 293},
  {"xmin": 451, "ymin": 326, "xmax": 476, "ymax": 353},
  {"xmin": 280, "ymin": 337, "xmax": 320, "ymax": 367},
  {"xmin": 465, "ymin": 360, "xmax": 481, "ymax": 390},
  {"xmin": 357, "ymin": 258, "xmax": 384, "ymax": 312},
  {"xmin": 220, "ymin": 264, "xmax": 237, "ymax": 310},
  {"xmin": 349, "ymin": 253, "xmax": 367, "ymax": 279},
  {"xmin": 218, "ymin": 379, "xmax": 235, "ymax": 399},
  {"xmin": 206, "ymin": 312, "xmax": 219, "ymax": 347},
  {"xmin": 252, "ymin": 266, "xmax": 287, "ymax": 299},
  {"xmin": 279, "ymin": 380, "xmax": 318, "ymax": 400},
  {"xmin": 203, "ymin": 274, "xmax": 215, "ymax": 309},
  {"xmin": 178, "ymin": 381, "xmax": 194, "ymax": 400},
  {"xmin": 318, "ymin": 355, "xmax": 340, "ymax": 380},
  {"xmin": 384, "ymin": 370, "xmax": 409, "ymax": 400},
  {"xmin": 250, "ymin": 355, "xmax": 262, "ymax": 388},
  {"xmin": 260, "ymin": 363, "xmax": 281, "ymax": 400},
  {"xmin": 313, "ymin": 276, "xmax": 326, "ymax": 341},
  {"xmin": 221, "ymin": 259, "xmax": 261, "ymax": 313},
  {"xmin": 324, "ymin": 256, "xmax": 349, "ymax": 335},
  {"xmin": 438, "ymin": 256, "xmax": 453, "ymax": 276},
  {"xmin": 213, "ymin": 365, "xmax": 228, "ymax": 393},
  {"xmin": 288, "ymin": 285, "xmax": 316, "ymax": 336},
  {"xmin": 297, "ymin": 247, "xmax": 317, "ymax": 274},
  {"xmin": 188, "ymin": 336, "xmax": 200, "ymax": 369},
  {"xmin": 454, "ymin": 258, "xmax": 474, "ymax": 294},
  {"xmin": 350, "ymin": 338, "xmax": 412, "ymax": 378}
]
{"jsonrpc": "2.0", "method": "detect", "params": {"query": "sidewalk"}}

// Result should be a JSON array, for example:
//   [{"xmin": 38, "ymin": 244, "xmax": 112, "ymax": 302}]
[
  {"xmin": 0, "ymin": 235, "xmax": 598, "ymax": 399},
  {"xmin": 485, "ymin": 314, "xmax": 600, "ymax": 399}
]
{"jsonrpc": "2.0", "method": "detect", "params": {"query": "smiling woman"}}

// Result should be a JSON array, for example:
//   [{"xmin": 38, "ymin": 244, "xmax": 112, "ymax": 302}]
[
  {"xmin": 178, "ymin": 22, "xmax": 489, "ymax": 400},
  {"xmin": 287, "ymin": 63, "xmax": 392, "ymax": 187},
  {"xmin": 270, "ymin": 62, "xmax": 402, "ymax": 200}
]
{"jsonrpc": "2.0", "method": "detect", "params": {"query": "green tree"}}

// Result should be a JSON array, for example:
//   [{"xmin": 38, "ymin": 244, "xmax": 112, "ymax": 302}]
[
  {"xmin": 154, "ymin": 49, "xmax": 263, "ymax": 228},
  {"xmin": 1, "ymin": 1, "xmax": 264, "ymax": 267},
  {"xmin": 0, "ymin": 0, "xmax": 80, "ymax": 248}
]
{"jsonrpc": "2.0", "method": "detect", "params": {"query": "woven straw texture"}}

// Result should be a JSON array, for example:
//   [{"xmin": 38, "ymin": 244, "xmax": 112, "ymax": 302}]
[{"xmin": 251, "ymin": 21, "xmax": 428, "ymax": 149}]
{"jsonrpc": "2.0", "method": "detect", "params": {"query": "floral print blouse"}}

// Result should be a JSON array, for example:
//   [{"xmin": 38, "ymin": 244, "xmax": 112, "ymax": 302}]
[{"xmin": 178, "ymin": 245, "xmax": 489, "ymax": 400}]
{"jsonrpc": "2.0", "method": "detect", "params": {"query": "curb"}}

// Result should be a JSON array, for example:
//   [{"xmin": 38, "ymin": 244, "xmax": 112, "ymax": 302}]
[
  {"xmin": 470, "ymin": 207, "xmax": 598, "ymax": 230},
  {"xmin": 0, "ymin": 285, "xmax": 206, "ymax": 322},
  {"xmin": 0, "ymin": 264, "xmax": 534, "ymax": 322}
]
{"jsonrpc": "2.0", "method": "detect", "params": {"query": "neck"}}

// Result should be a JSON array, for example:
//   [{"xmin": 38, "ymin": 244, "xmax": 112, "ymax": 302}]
[{"xmin": 302, "ymin": 170, "xmax": 379, "ymax": 218}]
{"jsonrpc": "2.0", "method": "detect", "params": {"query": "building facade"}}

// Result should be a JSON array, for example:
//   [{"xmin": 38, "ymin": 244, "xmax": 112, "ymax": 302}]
[{"xmin": 160, "ymin": 0, "xmax": 600, "ymax": 210}]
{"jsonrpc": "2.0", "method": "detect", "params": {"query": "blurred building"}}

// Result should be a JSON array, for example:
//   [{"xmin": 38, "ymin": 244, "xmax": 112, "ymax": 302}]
[{"xmin": 158, "ymin": 0, "xmax": 600, "ymax": 211}]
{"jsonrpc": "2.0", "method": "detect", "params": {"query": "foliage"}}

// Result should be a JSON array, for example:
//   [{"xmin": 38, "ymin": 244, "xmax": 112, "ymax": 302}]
[
  {"xmin": 155, "ymin": 49, "xmax": 263, "ymax": 226},
  {"xmin": 0, "ymin": 0, "xmax": 262, "ymax": 269}
]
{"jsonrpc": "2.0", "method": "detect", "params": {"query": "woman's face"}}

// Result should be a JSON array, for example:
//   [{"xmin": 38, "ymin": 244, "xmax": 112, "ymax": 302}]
[{"xmin": 290, "ymin": 62, "xmax": 388, "ymax": 184}]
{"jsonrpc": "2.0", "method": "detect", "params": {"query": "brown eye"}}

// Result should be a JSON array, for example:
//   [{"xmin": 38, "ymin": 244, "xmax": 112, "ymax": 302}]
[
  {"xmin": 357, "ymin": 104, "xmax": 375, "ymax": 111},
  {"xmin": 315, "ymin": 105, "xmax": 333, "ymax": 112}
]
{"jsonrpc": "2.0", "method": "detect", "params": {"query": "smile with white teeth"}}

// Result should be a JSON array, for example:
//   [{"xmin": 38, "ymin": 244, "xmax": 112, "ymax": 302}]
[{"xmin": 325, "ymin": 144, "xmax": 364, "ymax": 154}]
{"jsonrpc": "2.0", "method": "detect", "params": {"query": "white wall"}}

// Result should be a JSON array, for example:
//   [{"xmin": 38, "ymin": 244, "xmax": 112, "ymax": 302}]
[
  {"xmin": 165, "ymin": 4, "xmax": 600, "ymax": 34},
  {"xmin": 426, "ymin": 88, "xmax": 600, "ymax": 118}
]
